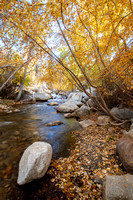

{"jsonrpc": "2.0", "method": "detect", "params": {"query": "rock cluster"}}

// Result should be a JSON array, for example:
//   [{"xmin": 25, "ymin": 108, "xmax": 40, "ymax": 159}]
[
  {"xmin": 57, "ymin": 92, "xmax": 95, "ymax": 117},
  {"xmin": 103, "ymin": 111, "xmax": 133, "ymax": 199}
]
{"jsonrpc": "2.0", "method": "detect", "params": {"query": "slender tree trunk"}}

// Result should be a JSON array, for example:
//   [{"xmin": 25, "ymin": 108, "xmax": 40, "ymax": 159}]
[
  {"xmin": 15, "ymin": 66, "xmax": 28, "ymax": 102},
  {"xmin": 0, "ymin": 61, "xmax": 29, "ymax": 92}
]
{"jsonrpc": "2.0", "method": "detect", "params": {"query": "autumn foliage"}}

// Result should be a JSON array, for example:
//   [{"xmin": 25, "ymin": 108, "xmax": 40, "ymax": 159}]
[{"xmin": 0, "ymin": 0, "xmax": 133, "ymax": 115}]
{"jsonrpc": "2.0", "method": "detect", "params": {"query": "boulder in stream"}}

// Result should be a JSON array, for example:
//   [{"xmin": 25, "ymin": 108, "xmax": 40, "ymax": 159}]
[
  {"xmin": 64, "ymin": 113, "xmax": 74, "ymax": 118},
  {"xmin": 56, "ymin": 100, "xmax": 79, "ymax": 113},
  {"xmin": 17, "ymin": 142, "xmax": 52, "ymax": 185},
  {"xmin": 34, "ymin": 92, "xmax": 51, "ymax": 101},
  {"xmin": 48, "ymin": 102, "xmax": 59, "ymax": 106},
  {"xmin": 67, "ymin": 92, "xmax": 83, "ymax": 102}
]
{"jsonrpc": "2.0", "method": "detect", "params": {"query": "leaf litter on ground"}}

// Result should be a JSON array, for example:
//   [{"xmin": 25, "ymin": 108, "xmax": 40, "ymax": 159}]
[{"xmin": 48, "ymin": 123, "xmax": 126, "ymax": 199}]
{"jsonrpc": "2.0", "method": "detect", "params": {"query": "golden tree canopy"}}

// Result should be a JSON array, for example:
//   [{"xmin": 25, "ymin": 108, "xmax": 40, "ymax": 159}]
[{"xmin": 0, "ymin": 0, "xmax": 133, "ymax": 92}]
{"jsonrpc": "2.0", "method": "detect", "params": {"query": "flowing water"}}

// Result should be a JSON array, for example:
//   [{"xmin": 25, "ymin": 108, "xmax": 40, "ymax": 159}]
[{"xmin": 0, "ymin": 98, "xmax": 82, "ymax": 199}]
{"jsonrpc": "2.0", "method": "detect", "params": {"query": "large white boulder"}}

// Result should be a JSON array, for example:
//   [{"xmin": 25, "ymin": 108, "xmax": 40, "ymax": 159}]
[
  {"xmin": 56, "ymin": 100, "xmax": 79, "ymax": 113},
  {"xmin": 67, "ymin": 92, "xmax": 83, "ymax": 102},
  {"xmin": 34, "ymin": 92, "xmax": 50, "ymax": 101},
  {"xmin": 17, "ymin": 142, "xmax": 52, "ymax": 185}
]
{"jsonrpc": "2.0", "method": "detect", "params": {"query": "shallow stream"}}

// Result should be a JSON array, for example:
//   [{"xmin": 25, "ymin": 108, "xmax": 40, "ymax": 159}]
[{"xmin": 0, "ymin": 98, "xmax": 81, "ymax": 199}]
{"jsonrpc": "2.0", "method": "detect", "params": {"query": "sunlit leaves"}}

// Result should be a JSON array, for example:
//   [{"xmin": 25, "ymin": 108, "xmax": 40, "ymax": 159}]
[{"xmin": 0, "ymin": 0, "xmax": 133, "ymax": 94}]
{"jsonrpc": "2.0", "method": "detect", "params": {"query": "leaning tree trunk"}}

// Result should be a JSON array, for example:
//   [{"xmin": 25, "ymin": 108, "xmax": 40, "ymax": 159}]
[{"xmin": 15, "ymin": 66, "xmax": 28, "ymax": 102}]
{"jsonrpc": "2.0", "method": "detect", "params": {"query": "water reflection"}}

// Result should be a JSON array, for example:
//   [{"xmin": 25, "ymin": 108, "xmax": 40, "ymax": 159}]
[
  {"xmin": 0, "ymin": 101, "xmax": 81, "ymax": 158},
  {"xmin": 0, "ymin": 100, "xmax": 82, "ymax": 199}
]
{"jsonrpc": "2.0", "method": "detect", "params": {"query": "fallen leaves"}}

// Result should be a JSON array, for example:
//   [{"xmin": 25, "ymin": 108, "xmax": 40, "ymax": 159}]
[
  {"xmin": 48, "ymin": 124, "xmax": 126, "ymax": 199},
  {"xmin": 2, "ymin": 166, "xmax": 12, "ymax": 179}
]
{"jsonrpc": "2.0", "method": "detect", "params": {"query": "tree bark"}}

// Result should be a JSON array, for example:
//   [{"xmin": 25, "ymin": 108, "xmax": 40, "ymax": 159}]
[{"xmin": 15, "ymin": 66, "xmax": 28, "ymax": 102}]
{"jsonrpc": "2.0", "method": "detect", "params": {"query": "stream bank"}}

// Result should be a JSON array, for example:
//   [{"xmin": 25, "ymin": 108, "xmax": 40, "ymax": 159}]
[{"xmin": 48, "ymin": 120, "xmax": 127, "ymax": 199}]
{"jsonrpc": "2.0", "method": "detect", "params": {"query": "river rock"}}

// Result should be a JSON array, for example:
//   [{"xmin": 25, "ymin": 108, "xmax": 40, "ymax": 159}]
[
  {"xmin": 68, "ymin": 92, "xmax": 83, "ymax": 102},
  {"xmin": 79, "ymin": 119, "xmax": 94, "ymax": 128},
  {"xmin": 22, "ymin": 97, "xmax": 36, "ymax": 104},
  {"xmin": 123, "ymin": 129, "xmax": 133, "ymax": 139},
  {"xmin": 110, "ymin": 107, "xmax": 119, "ymax": 115},
  {"xmin": 13, "ymin": 109, "xmax": 20, "ymax": 113},
  {"xmin": 86, "ymin": 99, "xmax": 95, "ymax": 107},
  {"xmin": 82, "ymin": 88, "xmax": 96, "ymax": 102},
  {"xmin": 82, "ymin": 93, "xmax": 90, "ymax": 102},
  {"xmin": 45, "ymin": 120, "xmax": 63, "ymax": 126},
  {"xmin": 6, "ymin": 110, "xmax": 13, "ymax": 113},
  {"xmin": 48, "ymin": 102, "xmax": 58, "ymax": 106},
  {"xmin": 98, "ymin": 116, "xmax": 111, "ymax": 125},
  {"xmin": 116, "ymin": 137, "xmax": 133, "ymax": 173},
  {"xmin": 34, "ymin": 92, "xmax": 50, "ymax": 101},
  {"xmin": 103, "ymin": 174, "xmax": 133, "ymax": 200},
  {"xmin": 64, "ymin": 113, "xmax": 74, "ymax": 118},
  {"xmin": 56, "ymin": 100, "xmax": 79, "ymax": 113},
  {"xmin": 72, "ymin": 105, "xmax": 90, "ymax": 118},
  {"xmin": 75, "ymin": 101, "xmax": 84, "ymax": 107},
  {"xmin": 17, "ymin": 142, "xmax": 52, "ymax": 185},
  {"xmin": 110, "ymin": 107, "xmax": 133, "ymax": 120}
]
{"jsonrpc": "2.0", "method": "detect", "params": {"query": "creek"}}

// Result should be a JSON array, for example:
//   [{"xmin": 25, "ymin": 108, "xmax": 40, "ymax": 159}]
[{"xmin": 0, "ymin": 96, "xmax": 81, "ymax": 199}]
